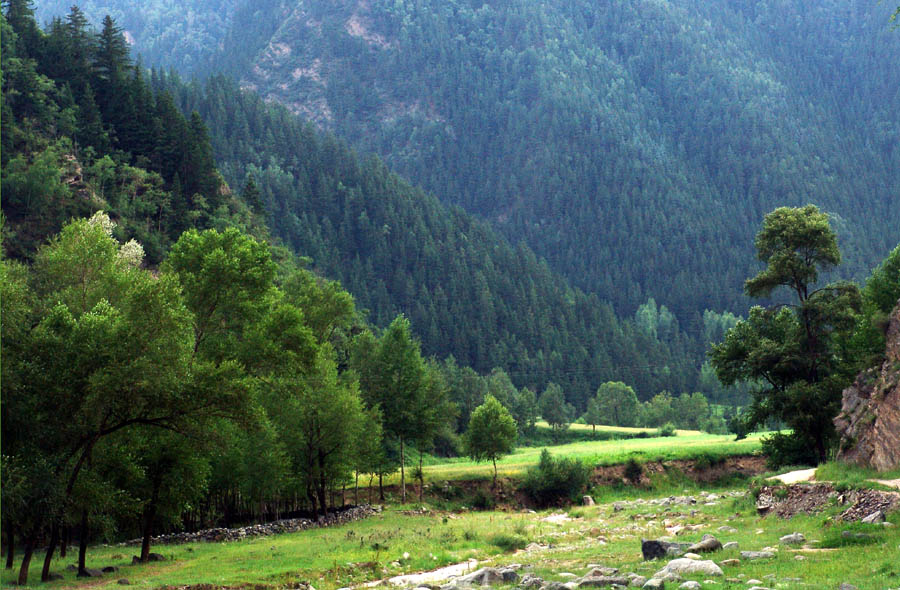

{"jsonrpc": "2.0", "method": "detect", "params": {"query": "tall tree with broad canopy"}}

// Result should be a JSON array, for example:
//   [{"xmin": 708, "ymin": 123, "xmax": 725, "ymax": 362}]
[
  {"xmin": 464, "ymin": 395, "xmax": 517, "ymax": 487},
  {"xmin": 351, "ymin": 315, "xmax": 432, "ymax": 503},
  {"xmin": 592, "ymin": 381, "xmax": 641, "ymax": 427},
  {"xmin": 539, "ymin": 382, "xmax": 575, "ymax": 434},
  {"xmin": 710, "ymin": 205, "xmax": 861, "ymax": 466}
]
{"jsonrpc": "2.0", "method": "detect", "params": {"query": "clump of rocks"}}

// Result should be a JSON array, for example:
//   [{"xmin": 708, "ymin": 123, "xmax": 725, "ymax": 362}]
[{"xmin": 123, "ymin": 505, "xmax": 380, "ymax": 546}]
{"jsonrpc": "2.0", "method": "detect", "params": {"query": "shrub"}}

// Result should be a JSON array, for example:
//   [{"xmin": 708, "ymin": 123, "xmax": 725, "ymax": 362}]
[
  {"xmin": 728, "ymin": 413, "xmax": 752, "ymax": 440},
  {"xmin": 624, "ymin": 458, "xmax": 643, "ymax": 484},
  {"xmin": 657, "ymin": 423, "xmax": 677, "ymax": 437},
  {"xmin": 520, "ymin": 449, "xmax": 591, "ymax": 507},
  {"xmin": 489, "ymin": 533, "xmax": 528, "ymax": 552},
  {"xmin": 762, "ymin": 432, "xmax": 818, "ymax": 469},
  {"xmin": 470, "ymin": 488, "xmax": 496, "ymax": 510}
]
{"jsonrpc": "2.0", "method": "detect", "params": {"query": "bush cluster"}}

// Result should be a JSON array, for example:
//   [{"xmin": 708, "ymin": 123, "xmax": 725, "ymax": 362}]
[{"xmin": 520, "ymin": 449, "xmax": 591, "ymax": 507}]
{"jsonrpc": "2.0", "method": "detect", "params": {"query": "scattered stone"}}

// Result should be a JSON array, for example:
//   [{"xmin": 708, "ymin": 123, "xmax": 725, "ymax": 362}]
[
  {"xmin": 717, "ymin": 526, "xmax": 738, "ymax": 534},
  {"xmin": 722, "ymin": 542, "xmax": 739, "ymax": 551},
  {"xmin": 747, "ymin": 587, "xmax": 773, "ymax": 590},
  {"xmin": 521, "ymin": 574, "xmax": 544, "ymax": 589},
  {"xmin": 655, "ymin": 558, "xmax": 724, "ymax": 578},
  {"xmin": 861, "ymin": 511, "xmax": 885, "ymax": 524},
  {"xmin": 687, "ymin": 534, "xmax": 722, "ymax": 553},
  {"xmin": 102, "ymin": 566, "xmax": 119, "ymax": 573},
  {"xmin": 739, "ymin": 551, "xmax": 775, "ymax": 561},
  {"xmin": 585, "ymin": 568, "xmax": 620, "ymax": 577},
  {"xmin": 779, "ymin": 533, "xmax": 805, "ymax": 546},
  {"xmin": 838, "ymin": 584, "xmax": 858, "ymax": 590},
  {"xmin": 629, "ymin": 576, "xmax": 646, "ymax": 587},
  {"xmin": 118, "ymin": 579, "xmax": 131, "ymax": 585},
  {"xmin": 642, "ymin": 539, "xmax": 691, "ymax": 560},
  {"xmin": 720, "ymin": 559, "xmax": 740, "ymax": 567},
  {"xmin": 558, "ymin": 573, "xmax": 578, "ymax": 579},
  {"xmin": 794, "ymin": 555, "xmax": 806, "ymax": 561},
  {"xmin": 500, "ymin": 569, "xmax": 520, "ymax": 583},
  {"xmin": 841, "ymin": 531, "xmax": 874, "ymax": 541},
  {"xmin": 683, "ymin": 553, "xmax": 701, "ymax": 560},
  {"xmin": 613, "ymin": 503, "xmax": 625, "ymax": 513},
  {"xmin": 679, "ymin": 582, "xmax": 701, "ymax": 590},
  {"xmin": 525, "ymin": 543, "xmax": 547, "ymax": 552},
  {"xmin": 641, "ymin": 580, "xmax": 664, "ymax": 590},
  {"xmin": 577, "ymin": 576, "xmax": 629, "ymax": 588},
  {"xmin": 584, "ymin": 496, "xmax": 596, "ymax": 506},
  {"xmin": 47, "ymin": 573, "xmax": 65, "ymax": 581},
  {"xmin": 747, "ymin": 580, "xmax": 763, "ymax": 585},
  {"xmin": 77, "ymin": 569, "xmax": 104, "ymax": 578}
]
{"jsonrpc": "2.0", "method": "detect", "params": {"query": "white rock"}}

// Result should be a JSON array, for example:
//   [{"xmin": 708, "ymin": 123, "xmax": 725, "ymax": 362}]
[
  {"xmin": 722, "ymin": 542, "xmax": 739, "ymax": 551},
  {"xmin": 779, "ymin": 533, "xmax": 804, "ymax": 546},
  {"xmin": 655, "ymin": 558, "xmax": 724, "ymax": 578},
  {"xmin": 679, "ymin": 582, "xmax": 702, "ymax": 590}
]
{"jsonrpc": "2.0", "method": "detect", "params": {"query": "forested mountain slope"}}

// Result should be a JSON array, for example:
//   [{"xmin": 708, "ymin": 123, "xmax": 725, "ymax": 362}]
[
  {"xmin": 158, "ymin": 73, "xmax": 708, "ymax": 408},
  {"xmin": 4, "ymin": 6, "xmax": 727, "ymax": 409},
  {"xmin": 36, "ymin": 0, "xmax": 900, "ymax": 321}
]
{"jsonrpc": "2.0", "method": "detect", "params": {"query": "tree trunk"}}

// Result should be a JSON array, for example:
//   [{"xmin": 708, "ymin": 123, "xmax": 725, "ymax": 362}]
[
  {"xmin": 368, "ymin": 474, "xmax": 375, "ymax": 504},
  {"xmin": 17, "ymin": 539, "xmax": 34, "ymax": 586},
  {"xmin": 41, "ymin": 522, "xmax": 60, "ymax": 581},
  {"xmin": 418, "ymin": 451, "xmax": 424, "ymax": 503},
  {"xmin": 140, "ymin": 503, "xmax": 157, "ymax": 563},
  {"xmin": 400, "ymin": 437, "xmax": 406, "ymax": 503},
  {"xmin": 492, "ymin": 457, "xmax": 498, "ymax": 489},
  {"xmin": 78, "ymin": 511, "xmax": 88, "ymax": 575},
  {"xmin": 355, "ymin": 472, "xmax": 360, "ymax": 506},
  {"xmin": 60, "ymin": 526, "xmax": 68, "ymax": 558},
  {"xmin": 5, "ymin": 522, "xmax": 14, "ymax": 569},
  {"xmin": 378, "ymin": 473, "xmax": 384, "ymax": 502}
]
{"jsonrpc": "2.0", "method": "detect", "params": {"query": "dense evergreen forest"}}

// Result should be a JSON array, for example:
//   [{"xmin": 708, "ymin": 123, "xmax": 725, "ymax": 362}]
[
  {"xmin": 5, "ymin": 1, "xmax": 761, "ymax": 408},
  {"xmin": 34, "ymin": 0, "xmax": 900, "ymax": 323}
]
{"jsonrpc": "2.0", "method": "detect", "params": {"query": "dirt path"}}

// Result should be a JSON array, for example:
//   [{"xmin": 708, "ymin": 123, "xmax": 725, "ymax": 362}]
[
  {"xmin": 768, "ymin": 468, "xmax": 817, "ymax": 484},
  {"xmin": 871, "ymin": 478, "xmax": 900, "ymax": 489}
]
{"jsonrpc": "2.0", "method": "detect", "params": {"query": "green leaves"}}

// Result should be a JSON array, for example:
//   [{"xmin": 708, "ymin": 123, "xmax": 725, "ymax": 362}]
[
  {"xmin": 745, "ymin": 205, "xmax": 841, "ymax": 300},
  {"xmin": 464, "ymin": 394, "xmax": 517, "ymax": 465},
  {"xmin": 710, "ymin": 206, "xmax": 861, "ymax": 465}
]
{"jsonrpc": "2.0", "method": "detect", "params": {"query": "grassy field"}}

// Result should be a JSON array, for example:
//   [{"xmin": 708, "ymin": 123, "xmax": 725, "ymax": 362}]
[
  {"xmin": 396, "ymin": 429, "xmax": 766, "ymax": 483},
  {"xmin": 7, "ymin": 465, "xmax": 899, "ymax": 590}
]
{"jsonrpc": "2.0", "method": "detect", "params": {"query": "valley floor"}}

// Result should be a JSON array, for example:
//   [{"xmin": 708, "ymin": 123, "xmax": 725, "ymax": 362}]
[{"xmin": 6, "ymin": 468, "xmax": 899, "ymax": 590}]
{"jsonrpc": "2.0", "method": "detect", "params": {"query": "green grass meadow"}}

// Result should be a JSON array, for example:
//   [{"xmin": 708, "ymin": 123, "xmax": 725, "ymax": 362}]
[
  {"xmin": 398, "ymin": 429, "xmax": 765, "ymax": 483},
  {"xmin": 10, "ymin": 436, "xmax": 900, "ymax": 590}
]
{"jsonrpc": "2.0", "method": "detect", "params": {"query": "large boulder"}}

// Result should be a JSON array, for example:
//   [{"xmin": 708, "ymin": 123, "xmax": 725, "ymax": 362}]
[
  {"xmin": 835, "ymin": 302, "xmax": 900, "ymax": 471},
  {"xmin": 641, "ymin": 539, "xmax": 691, "ymax": 560},
  {"xmin": 456, "ymin": 568, "xmax": 504, "ymax": 586},
  {"xmin": 654, "ymin": 558, "xmax": 723, "ymax": 578}
]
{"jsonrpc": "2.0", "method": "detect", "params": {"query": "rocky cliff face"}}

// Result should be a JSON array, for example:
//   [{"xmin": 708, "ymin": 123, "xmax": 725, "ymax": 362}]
[{"xmin": 834, "ymin": 302, "xmax": 900, "ymax": 471}]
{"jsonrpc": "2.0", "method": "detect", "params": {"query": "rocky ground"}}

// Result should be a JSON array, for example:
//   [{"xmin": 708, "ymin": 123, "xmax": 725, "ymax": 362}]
[{"xmin": 356, "ymin": 486, "xmax": 899, "ymax": 590}]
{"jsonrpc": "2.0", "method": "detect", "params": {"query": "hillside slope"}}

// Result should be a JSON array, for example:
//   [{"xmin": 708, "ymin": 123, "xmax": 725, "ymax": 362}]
[{"xmin": 42, "ymin": 0, "xmax": 900, "ymax": 320}]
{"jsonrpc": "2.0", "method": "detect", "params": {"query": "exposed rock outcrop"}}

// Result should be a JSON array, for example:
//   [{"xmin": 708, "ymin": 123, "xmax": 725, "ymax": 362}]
[{"xmin": 835, "ymin": 301, "xmax": 900, "ymax": 472}]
